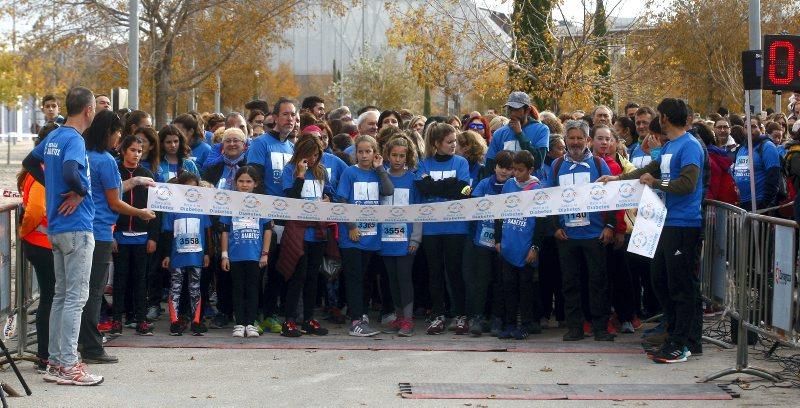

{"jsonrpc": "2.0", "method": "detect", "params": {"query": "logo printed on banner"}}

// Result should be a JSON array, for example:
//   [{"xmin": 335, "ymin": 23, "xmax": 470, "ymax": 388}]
[
  {"xmin": 185, "ymin": 188, "xmax": 202, "ymax": 203},
  {"xmin": 504, "ymin": 194, "xmax": 521, "ymax": 208},
  {"xmin": 156, "ymin": 185, "xmax": 172, "ymax": 201},
  {"xmin": 391, "ymin": 207, "xmax": 405, "ymax": 217},
  {"xmin": 562, "ymin": 187, "xmax": 577, "ymax": 203},
  {"xmin": 640, "ymin": 203, "xmax": 655, "ymax": 220},
  {"xmin": 590, "ymin": 185, "xmax": 607, "ymax": 201},
  {"xmin": 302, "ymin": 202, "xmax": 318, "ymax": 214},
  {"xmin": 631, "ymin": 232, "xmax": 648, "ymax": 249},
  {"xmin": 331, "ymin": 204, "xmax": 346, "ymax": 215},
  {"xmin": 243, "ymin": 194, "xmax": 261, "ymax": 209},
  {"xmin": 360, "ymin": 206, "xmax": 376, "ymax": 217},
  {"xmin": 448, "ymin": 202, "xmax": 464, "ymax": 214},
  {"xmin": 477, "ymin": 199, "xmax": 493, "ymax": 211},
  {"xmin": 213, "ymin": 191, "xmax": 231, "ymax": 206},
  {"xmin": 534, "ymin": 191, "xmax": 550, "ymax": 205},
  {"xmin": 419, "ymin": 205, "xmax": 434, "ymax": 216},
  {"xmin": 272, "ymin": 198, "xmax": 288, "ymax": 212},
  {"xmin": 619, "ymin": 183, "xmax": 635, "ymax": 199}
]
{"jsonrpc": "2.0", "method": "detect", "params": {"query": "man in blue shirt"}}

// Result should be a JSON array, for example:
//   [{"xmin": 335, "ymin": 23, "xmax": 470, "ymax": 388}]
[
  {"xmin": 601, "ymin": 98, "xmax": 705, "ymax": 364},
  {"xmin": 548, "ymin": 120, "xmax": 616, "ymax": 343},
  {"xmin": 485, "ymin": 91, "xmax": 550, "ymax": 173},
  {"xmin": 22, "ymin": 86, "xmax": 104, "ymax": 385},
  {"xmin": 732, "ymin": 117, "xmax": 781, "ymax": 211}
]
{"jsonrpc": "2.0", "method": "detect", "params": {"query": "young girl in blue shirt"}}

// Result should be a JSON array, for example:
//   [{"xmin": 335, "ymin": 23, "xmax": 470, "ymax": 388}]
[
  {"xmin": 379, "ymin": 135, "xmax": 422, "ymax": 337},
  {"xmin": 161, "ymin": 172, "xmax": 211, "ymax": 336},
  {"xmin": 220, "ymin": 166, "xmax": 273, "ymax": 338},
  {"xmin": 337, "ymin": 135, "xmax": 394, "ymax": 337}
]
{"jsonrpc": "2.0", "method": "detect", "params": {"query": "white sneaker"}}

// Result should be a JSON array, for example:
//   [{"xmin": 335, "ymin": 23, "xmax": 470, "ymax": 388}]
[
  {"xmin": 57, "ymin": 363, "xmax": 103, "ymax": 386},
  {"xmin": 245, "ymin": 325, "xmax": 260, "ymax": 338},
  {"xmin": 232, "ymin": 325, "xmax": 245, "ymax": 338},
  {"xmin": 620, "ymin": 321, "xmax": 635, "ymax": 334}
]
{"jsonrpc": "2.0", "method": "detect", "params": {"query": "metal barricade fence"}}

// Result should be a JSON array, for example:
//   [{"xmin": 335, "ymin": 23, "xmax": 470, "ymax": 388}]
[
  {"xmin": 0, "ymin": 203, "xmax": 38, "ymax": 365},
  {"xmin": 701, "ymin": 210, "xmax": 798, "ymax": 383},
  {"xmin": 700, "ymin": 201, "xmax": 748, "ymax": 349}
]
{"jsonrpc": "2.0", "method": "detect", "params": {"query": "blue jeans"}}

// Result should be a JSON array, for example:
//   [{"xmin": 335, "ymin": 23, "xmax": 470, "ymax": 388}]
[{"xmin": 49, "ymin": 231, "xmax": 95, "ymax": 367}]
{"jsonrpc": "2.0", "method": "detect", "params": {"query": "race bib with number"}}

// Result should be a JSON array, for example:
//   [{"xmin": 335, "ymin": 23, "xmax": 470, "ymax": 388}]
[
  {"xmin": 175, "ymin": 218, "xmax": 202, "ymax": 253},
  {"xmin": 381, "ymin": 223, "xmax": 408, "ymax": 242},
  {"xmin": 478, "ymin": 225, "xmax": 495, "ymax": 247},
  {"xmin": 733, "ymin": 156, "xmax": 749, "ymax": 178},
  {"xmin": 357, "ymin": 222, "xmax": 378, "ymax": 236},
  {"xmin": 503, "ymin": 140, "xmax": 520, "ymax": 151},
  {"xmin": 565, "ymin": 212, "xmax": 590, "ymax": 228}
]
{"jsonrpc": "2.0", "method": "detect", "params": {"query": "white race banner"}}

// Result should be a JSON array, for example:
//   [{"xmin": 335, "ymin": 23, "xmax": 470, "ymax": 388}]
[
  {"xmin": 626, "ymin": 185, "xmax": 667, "ymax": 258},
  {"xmin": 148, "ymin": 180, "xmax": 666, "ymax": 258}
]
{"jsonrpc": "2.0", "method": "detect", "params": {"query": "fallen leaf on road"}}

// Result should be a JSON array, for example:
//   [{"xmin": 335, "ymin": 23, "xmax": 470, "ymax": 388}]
[
  {"xmin": 271, "ymin": 376, "xmax": 279, "ymax": 379},
  {"xmin": 338, "ymin": 356, "xmax": 345, "ymax": 360},
  {"xmin": 189, "ymin": 356, "xmax": 195, "ymax": 361},
  {"xmin": 540, "ymin": 367, "xmax": 553, "ymax": 372},
  {"xmin": 491, "ymin": 358, "xmax": 506, "ymax": 363},
  {"xmin": 207, "ymin": 395, "xmax": 215, "ymax": 399}
]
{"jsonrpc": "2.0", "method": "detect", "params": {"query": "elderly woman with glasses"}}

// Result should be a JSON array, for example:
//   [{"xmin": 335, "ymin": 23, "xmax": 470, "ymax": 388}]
[{"xmin": 202, "ymin": 128, "xmax": 249, "ymax": 191}]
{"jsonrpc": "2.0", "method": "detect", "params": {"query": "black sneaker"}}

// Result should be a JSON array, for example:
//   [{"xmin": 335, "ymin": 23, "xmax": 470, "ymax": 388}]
[
  {"xmin": 562, "ymin": 328, "xmax": 584, "ymax": 341},
  {"xmin": 210, "ymin": 313, "xmax": 229, "ymax": 329},
  {"xmin": 191, "ymin": 322, "xmax": 208, "ymax": 336},
  {"xmin": 136, "ymin": 321, "xmax": 154, "ymax": 336},
  {"xmin": 281, "ymin": 321, "xmax": 302, "ymax": 337},
  {"xmin": 169, "ymin": 322, "xmax": 184, "ymax": 336},
  {"xmin": 82, "ymin": 352, "xmax": 119, "ymax": 364},
  {"xmin": 301, "ymin": 319, "xmax": 329, "ymax": 336},
  {"xmin": 687, "ymin": 342, "xmax": 703, "ymax": 356},
  {"xmin": 107, "ymin": 320, "xmax": 123, "ymax": 337},
  {"xmin": 35, "ymin": 358, "xmax": 48, "ymax": 374},
  {"xmin": 594, "ymin": 330, "xmax": 616, "ymax": 342},
  {"xmin": 653, "ymin": 342, "xmax": 690, "ymax": 363},
  {"xmin": 468, "ymin": 318, "xmax": 483, "ymax": 337}
]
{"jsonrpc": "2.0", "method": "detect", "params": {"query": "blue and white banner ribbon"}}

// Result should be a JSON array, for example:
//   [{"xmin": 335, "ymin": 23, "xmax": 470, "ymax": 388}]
[{"xmin": 147, "ymin": 180, "xmax": 666, "ymax": 258}]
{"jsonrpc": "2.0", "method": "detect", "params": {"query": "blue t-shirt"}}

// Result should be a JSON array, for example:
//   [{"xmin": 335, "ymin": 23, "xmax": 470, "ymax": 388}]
[
  {"xmin": 467, "ymin": 162, "xmax": 483, "ymax": 188},
  {"xmin": 416, "ymin": 155, "xmax": 471, "ymax": 235},
  {"xmin": 163, "ymin": 212, "xmax": 211, "ymax": 268},
  {"xmin": 190, "ymin": 140, "xmax": 212, "ymax": 171},
  {"xmin": 204, "ymin": 130, "xmax": 214, "ymax": 144},
  {"xmin": 322, "ymin": 152, "xmax": 348, "ymax": 194},
  {"xmin": 629, "ymin": 144, "xmax": 652, "ymax": 169},
  {"xmin": 336, "ymin": 165, "xmax": 383, "ymax": 251},
  {"xmin": 380, "ymin": 170, "xmax": 419, "ymax": 256},
  {"xmin": 246, "ymin": 133, "xmax": 294, "ymax": 196},
  {"xmin": 536, "ymin": 162, "xmax": 553, "ymax": 187},
  {"xmin": 281, "ymin": 163, "xmax": 332, "ymax": 242},
  {"xmin": 470, "ymin": 176, "xmax": 506, "ymax": 250},
  {"xmin": 551, "ymin": 154, "xmax": 611, "ymax": 239},
  {"xmin": 732, "ymin": 139, "xmax": 781, "ymax": 203},
  {"xmin": 499, "ymin": 179, "xmax": 541, "ymax": 268},
  {"xmin": 486, "ymin": 120, "xmax": 550, "ymax": 160},
  {"xmin": 30, "ymin": 126, "xmax": 95, "ymax": 234},
  {"xmin": 220, "ymin": 216, "xmax": 271, "ymax": 262},
  {"xmin": 658, "ymin": 132, "xmax": 705, "ymax": 227},
  {"xmin": 777, "ymin": 144, "xmax": 786, "ymax": 158},
  {"xmin": 344, "ymin": 144, "xmax": 355, "ymax": 158},
  {"xmin": 627, "ymin": 141, "xmax": 641, "ymax": 159},
  {"xmin": 88, "ymin": 151, "xmax": 122, "ymax": 242}
]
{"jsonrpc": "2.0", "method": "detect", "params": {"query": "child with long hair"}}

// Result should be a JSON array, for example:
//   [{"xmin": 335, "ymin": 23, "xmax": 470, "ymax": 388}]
[
  {"xmin": 337, "ymin": 135, "xmax": 394, "ymax": 337},
  {"xmin": 379, "ymin": 135, "xmax": 421, "ymax": 336},
  {"xmin": 161, "ymin": 172, "xmax": 211, "ymax": 336},
  {"xmin": 220, "ymin": 166, "xmax": 273, "ymax": 338}
]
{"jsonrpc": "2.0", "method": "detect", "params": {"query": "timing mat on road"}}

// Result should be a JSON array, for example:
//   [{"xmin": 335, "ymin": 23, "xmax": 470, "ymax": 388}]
[{"xmin": 397, "ymin": 382, "xmax": 739, "ymax": 400}]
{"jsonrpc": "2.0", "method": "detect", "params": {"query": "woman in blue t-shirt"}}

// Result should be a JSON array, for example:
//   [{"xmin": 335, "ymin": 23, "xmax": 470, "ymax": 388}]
[
  {"xmin": 279, "ymin": 135, "xmax": 334, "ymax": 337},
  {"xmin": 379, "ymin": 135, "xmax": 422, "ymax": 337},
  {"xmin": 414, "ymin": 123, "xmax": 472, "ymax": 335},
  {"xmin": 336, "ymin": 135, "xmax": 394, "ymax": 337},
  {"xmin": 156, "ymin": 124, "xmax": 200, "ymax": 182},
  {"xmin": 220, "ymin": 166, "xmax": 273, "ymax": 339},
  {"xmin": 82, "ymin": 110, "xmax": 155, "ymax": 362}
]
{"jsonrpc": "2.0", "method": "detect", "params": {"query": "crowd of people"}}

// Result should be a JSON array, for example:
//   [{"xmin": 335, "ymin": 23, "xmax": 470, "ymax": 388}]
[{"xmin": 20, "ymin": 85, "xmax": 800, "ymax": 385}]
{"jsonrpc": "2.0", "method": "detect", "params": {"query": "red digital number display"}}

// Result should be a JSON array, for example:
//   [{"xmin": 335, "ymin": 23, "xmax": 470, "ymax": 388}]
[{"xmin": 763, "ymin": 35, "xmax": 800, "ymax": 91}]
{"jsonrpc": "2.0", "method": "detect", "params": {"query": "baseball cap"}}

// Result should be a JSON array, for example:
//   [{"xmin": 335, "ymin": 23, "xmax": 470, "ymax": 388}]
[{"xmin": 504, "ymin": 91, "xmax": 531, "ymax": 109}]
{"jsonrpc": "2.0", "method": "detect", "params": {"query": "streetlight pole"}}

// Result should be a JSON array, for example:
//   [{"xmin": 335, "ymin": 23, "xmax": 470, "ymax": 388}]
[
  {"xmin": 748, "ymin": 0, "xmax": 761, "ymax": 115},
  {"xmin": 128, "ymin": 0, "xmax": 139, "ymax": 110}
]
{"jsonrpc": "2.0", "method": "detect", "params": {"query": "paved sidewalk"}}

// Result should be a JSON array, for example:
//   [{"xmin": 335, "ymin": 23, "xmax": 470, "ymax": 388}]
[{"xmin": 1, "ymin": 319, "xmax": 798, "ymax": 407}]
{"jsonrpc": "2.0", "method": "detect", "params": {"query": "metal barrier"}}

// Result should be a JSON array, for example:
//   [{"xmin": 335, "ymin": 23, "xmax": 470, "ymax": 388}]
[
  {"xmin": 700, "ymin": 200, "xmax": 748, "ymax": 349},
  {"xmin": 701, "ymin": 209, "xmax": 799, "ymax": 383},
  {"xmin": 0, "ymin": 202, "xmax": 38, "ymax": 365}
]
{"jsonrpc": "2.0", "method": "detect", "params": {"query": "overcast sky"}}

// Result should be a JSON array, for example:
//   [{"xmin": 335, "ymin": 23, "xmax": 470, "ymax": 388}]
[{"xmin": 1, "ymin": 1, "xmax": 652, "ymax": 49}]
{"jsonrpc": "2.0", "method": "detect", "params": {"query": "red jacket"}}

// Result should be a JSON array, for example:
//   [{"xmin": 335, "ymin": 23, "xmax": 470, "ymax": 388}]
[
  {"xmin": 601, "ymin": 154, "xmax": 627, "ymax": 234},
  {"xmin": 706, "ymin": 147, "xmax": 739, "ymax": 204}
]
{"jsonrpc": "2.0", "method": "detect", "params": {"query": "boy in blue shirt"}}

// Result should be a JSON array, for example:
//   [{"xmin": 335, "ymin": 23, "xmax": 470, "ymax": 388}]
[{"xmin": 493, "ymin": 151, "xmax": 544, "ymax": 340}]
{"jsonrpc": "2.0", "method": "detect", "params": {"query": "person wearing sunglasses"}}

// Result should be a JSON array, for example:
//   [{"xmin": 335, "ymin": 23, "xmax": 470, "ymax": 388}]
[{"xmin": 463, "ymin": 116, "xmax": 491, "ymax": 145}]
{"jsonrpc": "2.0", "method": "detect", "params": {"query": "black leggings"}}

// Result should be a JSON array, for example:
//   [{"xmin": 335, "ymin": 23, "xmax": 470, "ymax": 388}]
[
  {"xmin": 422, "ymin": 234, "xmax": 466, "ymax": 317},
  {"xmin": 463, "ymin": 243, "xmax": 500, "ymax": 319},
  {"xmin": 341, "ymin": 248, "xmax": 375, "ymax": 320},
  {"xmin": 285, "ymin": 241, "xmax": 325, "ymax": 322},
  {"xmin": 383, "ymin": 254, "xmax": 415, "ymax": 319},
  {"xmin": 23, "ymin": 241, "xmax": 54, "ymax": 361},
  {"xmin": 230, "ymin": 261, "xmax": 261, "ymax": 325},
  {"xmin": 113, "ymin": 244, "xmax": 148, "ymax": 322},
  {"xmin": 502, "ymin": 261, "xmax": 536, "ymax": 326},
  {"xmin": 539, "ymin": 236, "xmax": 565, "ymax": 322}
]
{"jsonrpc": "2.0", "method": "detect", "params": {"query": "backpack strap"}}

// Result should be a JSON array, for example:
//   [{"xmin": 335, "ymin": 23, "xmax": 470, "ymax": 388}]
[{"xmin": 552, "ymin": 157, "xmax": 564, "ymax": 186}]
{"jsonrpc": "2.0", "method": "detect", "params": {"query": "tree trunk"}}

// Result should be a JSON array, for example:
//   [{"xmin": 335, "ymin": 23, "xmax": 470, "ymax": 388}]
[
  {"xmin": 423, "ymin": 86, "xmax": 431, "ymax": 116},
  {"xmin": 153, "ymin": 37, "xmax": 175, "ymax": 127},
  {"xmin": 443, "ymin": 89, "xmax": 450, "ymax": 116}
]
